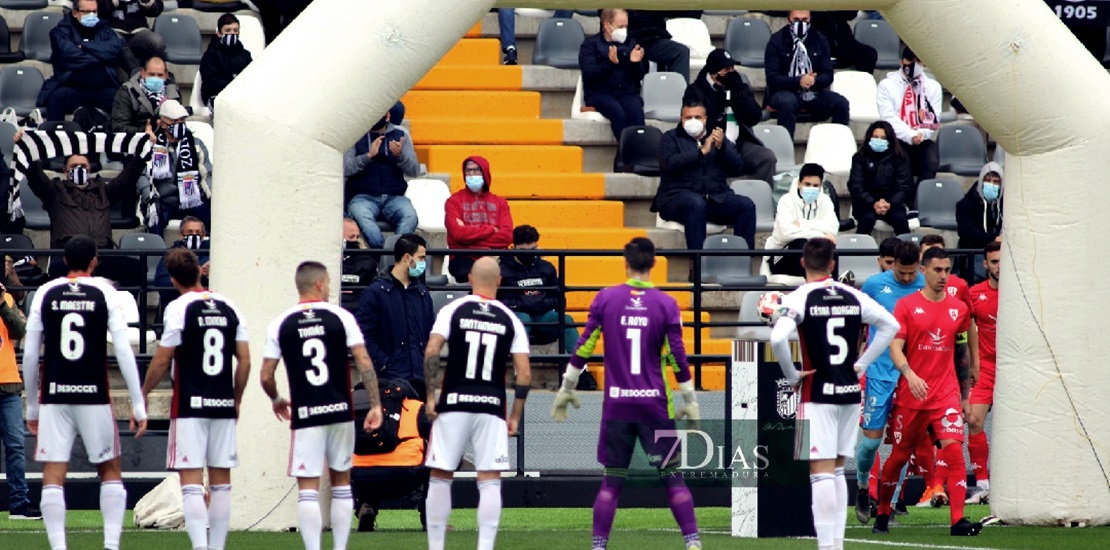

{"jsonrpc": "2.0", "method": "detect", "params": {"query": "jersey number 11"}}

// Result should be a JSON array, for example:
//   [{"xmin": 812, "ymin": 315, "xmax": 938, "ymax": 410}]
[{"xmin": 464, "ymin": 331, "xmax": 496, "ymax": 381}]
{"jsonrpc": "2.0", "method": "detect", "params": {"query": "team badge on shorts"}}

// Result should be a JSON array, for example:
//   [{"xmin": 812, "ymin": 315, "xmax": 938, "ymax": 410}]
[{"xmin": 776, "ymin": 379, "xmax": 798, "ymax": 419}]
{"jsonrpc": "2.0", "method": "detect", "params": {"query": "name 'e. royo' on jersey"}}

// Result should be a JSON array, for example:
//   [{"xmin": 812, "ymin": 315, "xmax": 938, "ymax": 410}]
[
  {"xmin": 570, "ymin": 282, "xmax": 691, "ymax": 422},
  {"xmin": 264, "ymin": 301, "xmax": 364, "ymax": 429},
  {"xmin": 779, "ymin": 280, "xmax": 890, "ymax": 405},
  {"xmin": 160, "ymin": 291, "xmax": 249, "ymax": 419},
  {"xmin": 431, "ymin": 295, "xmax": 528, "ymax": 419},
  {"xmin": 860, "ymin": 270, "xmax": 924, "ymax": 382},
  {"xmin": 28, "ymin": 277, "xmax": 127, "ymax": 405}
]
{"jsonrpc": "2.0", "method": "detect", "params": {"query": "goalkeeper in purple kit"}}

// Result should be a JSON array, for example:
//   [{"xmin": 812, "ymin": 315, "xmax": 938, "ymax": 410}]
[{"xmin": 551, "ymin": 237, "xmax": 702, "ymax": 550}]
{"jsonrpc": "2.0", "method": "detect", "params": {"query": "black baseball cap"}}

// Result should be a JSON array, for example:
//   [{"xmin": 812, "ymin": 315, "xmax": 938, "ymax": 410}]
[{"xmin": 705, "ymin": 48, "xmax": 740, "ymax": 74}]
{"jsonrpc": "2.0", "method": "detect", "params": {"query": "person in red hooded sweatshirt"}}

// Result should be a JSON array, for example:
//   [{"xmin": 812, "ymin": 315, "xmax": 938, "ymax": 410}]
[{"xmin": 445, "ymin": 156, "xmax": 514, "ymax": 282}]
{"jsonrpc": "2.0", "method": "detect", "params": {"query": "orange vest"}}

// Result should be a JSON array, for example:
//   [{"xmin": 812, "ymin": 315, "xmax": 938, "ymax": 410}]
[
  {"xmin": 0, "ymin": 295, "xmax": 20, "ymax": 384},
  {"xmin": 353, "ymin": 397, "xmax": 426, "ymax": 468}
]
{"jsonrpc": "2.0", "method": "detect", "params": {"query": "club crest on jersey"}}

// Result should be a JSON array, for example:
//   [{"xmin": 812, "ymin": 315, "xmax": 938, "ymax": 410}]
[
  {"xmin": 949, "ymin": 308, "xmax": 959, "ymax": 321},
  {"xmin": 947, "ymin": 287, "xmax": 957, "ymax": 297},
  {"xmin": 775, "ymin": 379, "xmax": 797, "ymax": 419}
]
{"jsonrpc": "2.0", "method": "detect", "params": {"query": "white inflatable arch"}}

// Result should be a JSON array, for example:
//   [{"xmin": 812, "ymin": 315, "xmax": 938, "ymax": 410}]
[{"xmin": 213, "ymin": 0, "xmax": 1110, "ymax": 529}]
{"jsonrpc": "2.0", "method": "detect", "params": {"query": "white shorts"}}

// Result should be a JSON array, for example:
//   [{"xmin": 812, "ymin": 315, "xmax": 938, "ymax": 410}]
[
  {"xmin": 795, "ymin": 402, "xmax": 858, "ymax": 461},
  {"xmin": 168, "ymin": 418, "xmax": 239, "ymax": 470},
  {"xmin": 425, "ymin": 412, "xmax": 509, "ymax": 472},
  {"xmin": 36, "ymin": 404, "xmax": 119, "ymax": 464},
  {"xmin": 288, "ymin": 422, "xmax": 354, "ymax": 477}
]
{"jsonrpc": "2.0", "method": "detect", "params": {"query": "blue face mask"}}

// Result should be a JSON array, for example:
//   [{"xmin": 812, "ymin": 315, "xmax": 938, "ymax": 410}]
[
  {"xmin": 408, "ymin": 259, "xmax": 426, "ymax": 278},
  {"xmin": 982, "ymin": 182, "xmax": 1000, "ymax": 202},
  {"xmin": 142, "ymin": 76, "xmax": 165, "ymax": 94},
  {"xmin": 465, "ymin": 175, "xmax": 484, "ymax": 192},
  {"xmin": 80, "ymin": 13, "xmax": 99, "ymax": 27},
  {"xmin": 869, "ymin": 137, "xmax": 889, "ymax": 153},
  {"xmin": 800, "ymin": 186, "xmax": 821, "ymax": 204}
]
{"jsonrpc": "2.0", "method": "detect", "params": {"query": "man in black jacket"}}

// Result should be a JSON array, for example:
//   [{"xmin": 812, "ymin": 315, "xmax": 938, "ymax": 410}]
[
  {"xmin": 627, "ymin": 9, "xmax": 696, "ymax": 83},
  {"xmin": 764, "ymin": 10, "xmax": 850, "ymax": 138},
  {"xmin": 652, "ymin": 101, "xmax": 755, "ymax": 252},
  {"xmin": 579, "ymin": 9, "xmax": 646, "ymax": 141},
  {"xmin": 684, "ymin": 48, "xmax": 777, "ymax": 186},
  {"xmin": 812, "ymin": 11, "xmax": 876, "ymax": 73},
  {"xmin": 497, "ymin": 225, "xmax": 578, "ymax": 355},
  {"xmin": 97, "ymin": 0, "xmax": 165, "ymax": 72},
  {"xmin": 199, "ymin": 13, "xmax": 253, "ymax": 111},
  {"xmin": 341, "ymin": 217, "xmax": 378, "ymax": 314},
  {"xmin": 356, "ymin": 234, "xmax": 434, "ymax": 382}
]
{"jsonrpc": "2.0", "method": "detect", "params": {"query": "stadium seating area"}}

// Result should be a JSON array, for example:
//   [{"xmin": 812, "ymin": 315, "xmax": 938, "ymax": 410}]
[{"xmin": 0, "ymin": 6, "xmax": 1006, "ymax": 412}]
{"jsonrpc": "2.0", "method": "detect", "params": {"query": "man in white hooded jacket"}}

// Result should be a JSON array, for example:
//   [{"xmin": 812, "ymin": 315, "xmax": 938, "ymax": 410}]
[
  {"xmin": 765, "ymin": 163, "xmax": 840, "ymax": 277},
  {"xmin": 876, "ymin": 47, "xmax": 943, "ymax": 184}
]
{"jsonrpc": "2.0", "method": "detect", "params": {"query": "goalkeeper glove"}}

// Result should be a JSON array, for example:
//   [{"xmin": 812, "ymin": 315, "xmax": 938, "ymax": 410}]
[
  {"xmin": 675, "ymin": 381, "xmax": 700, "ymax": 429},
  {"xmin": 551, "ymin": 387, "xmax": 580, "ymax": 422}
]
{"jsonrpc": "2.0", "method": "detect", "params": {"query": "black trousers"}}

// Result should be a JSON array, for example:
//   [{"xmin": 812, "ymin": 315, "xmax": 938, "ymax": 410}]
[
  {"xmin": 768, "ymin": 89, "xmax": 850, "ymax": 138},
  {"xmin": 769, "ymin": 238, "xmax": 808, "ymax": 277},
  {"xmin": 351, "ymin": 465, "xmax": 429, "ymax": 528},
  {"xmin": 904, "ymin": 140, "xmax": 939, "ymax": 184},
  {"xmin": 854, "ymin": 203, "xmax": 910, "ymax": 235}
]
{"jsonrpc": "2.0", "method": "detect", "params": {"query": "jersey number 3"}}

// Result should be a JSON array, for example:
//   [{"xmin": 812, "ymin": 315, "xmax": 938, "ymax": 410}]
[{"xmin": 302, "ymin": 338, "xmax": 329, "ymax": 386}]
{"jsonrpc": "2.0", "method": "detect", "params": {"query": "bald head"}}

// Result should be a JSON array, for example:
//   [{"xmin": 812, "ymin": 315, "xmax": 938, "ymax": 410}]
[{"xmin": 468, "ymin": 257, "xmax": 502, "ymax": 294}]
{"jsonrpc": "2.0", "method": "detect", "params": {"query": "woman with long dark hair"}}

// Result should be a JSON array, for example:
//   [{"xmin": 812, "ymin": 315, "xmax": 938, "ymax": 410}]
[{"xmin": 847, "ymin": 120, "xmax": 914, "ymax": 235}]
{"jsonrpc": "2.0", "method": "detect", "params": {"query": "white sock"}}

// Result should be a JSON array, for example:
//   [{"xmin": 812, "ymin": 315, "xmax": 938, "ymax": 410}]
[
  {"xmin": 477, "ymin": 479, "xmax": 502, "ymax": 550},
  {"xmin": 810, "ymin": 473, "xmax": 836, "ymax": 550},
  {"xmin": 297, "ymin": 490, "xmax": 322, "ymax": 550},
  {"xmin": 41, "ymin": 484, "xmax": 67, "ymax": 550},
  {"xmin": 833, "ymin": 468, "xmax": 848, "ymax": 550},
  {"xmin": 426, "ymin": 477, "xmax": 452, "ymax": 550},
  {"xmin": 100, "ymin": 481, "xmax": 127, "ymax": 550},
  {"xmin": 182, "ymin": 484, "xmax": 208, "ymax": 550},
  {"xmin": 978, "ymin": 479, "xmax": 991, "ymax": 491},
  {"xmin": 208, "ymin": 484, "xmax": 232, "ymax": 550},
  {"xmin": 330, "ymin": 486, "xmax": 354, "ymax": 550}
]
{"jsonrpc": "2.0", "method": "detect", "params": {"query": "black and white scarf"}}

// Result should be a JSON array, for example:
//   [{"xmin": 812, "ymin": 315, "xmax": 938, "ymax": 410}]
[
  {"xmin": 151, "ymin": 129, "xmax": 204, "ymax": 210},
  {"xmin": 789, "ymin": 27, "xmax": 815, "ymax": 101},
  {"xmin": 11, "ymin": 131, "xmax": 152, "ymax": 220}
]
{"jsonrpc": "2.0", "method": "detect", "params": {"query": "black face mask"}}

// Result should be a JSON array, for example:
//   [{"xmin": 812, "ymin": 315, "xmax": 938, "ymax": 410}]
[
  {"xmin": 515, "ymin": 252, "xmax": 536, "ymax": 266},
  {"xmin": 183, "ymin": 234, "xmax": 203, "ymax": 250},
  {"xmin": 168, "ymin": 122, "xmax": 187, "ymax": 140},
  {"xmin": 345, "ymin": 240, "xmax": 360, "ymax": 250}
]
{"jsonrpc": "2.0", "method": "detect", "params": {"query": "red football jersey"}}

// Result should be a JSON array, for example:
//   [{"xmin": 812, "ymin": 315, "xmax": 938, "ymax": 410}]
[
  {"xmin": 893, "ymin": 291, "xmax": 971, "ymax": 409},
  {"xmin": 945, "ymin": 274, "xmax": 972, "ymax": 310},
  {"xmin": 969, "ymin": 281, "xmax": 999, "ymax": 368}
]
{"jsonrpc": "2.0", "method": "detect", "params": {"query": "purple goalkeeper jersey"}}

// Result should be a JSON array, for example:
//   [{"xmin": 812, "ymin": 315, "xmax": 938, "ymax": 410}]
[{"xmin": 570, "ymin": 280, "xmax": 691, "ymax": 422}]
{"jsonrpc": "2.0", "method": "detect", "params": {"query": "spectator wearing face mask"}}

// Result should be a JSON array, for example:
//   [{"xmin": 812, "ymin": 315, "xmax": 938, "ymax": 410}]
[
  {"xmin": 341, "ymin": 216, "xmax": 379, "ymax": 314},
  {"xmin": 97, "ymin": 0, "xmax": 166, "ymax": 73},
  {"xmin": 651, "ymin": 101, "xmax": 755, "ymax": 254},
  {"xmin": 356, "ymin": 233, "xmax": 434, "ymax": 383},
  {"xmin": 579, "ymin": 8, "xmax": 646, "ymax": 141},
  {"xmin": 111, "ymin": 56, "xmax": 182, "ymax": 133},
  {"xmin": 848, "ymin": 120, "xmax": 914, "ymax": 236},
  {"xmin": 38, "ymin": 0, "xmax": 128, "ymax": 121},
  {"xmin": 764, "ymin": 10, "xmax": 850, "ymax": 139},
  {"xmin": 764, "ymin": 163, "xmax": 839, "ymax": 277},
  {"xmin": 877, "ymin": 47, "xmax": 942, "ymax": 182},
  {"xmin": 956, "ymin": 162, "xmax": 1004, "ymax": 251},
  {"xmin": 344, "ymin": 106, "xmax": 420, "ymax": 249},
  {"xmin": 199, "ymin": 13, "xmax": 253, "ymax": 112},
  {"xmin": 140, "ymin": 100, "xmax": 212, "ymax": 238},
  {"xmin": 444, "ymin": 156, "xmax": 513, "ymax": 282},
  {"xmin": 684, "ymin": 48, "xmax": 777, "ymax": 186},
  {"xmin": 497, "ymin": 225, "xmax": 579, "ymax": 357},
  {"xmin": 153, "ymin": 215, "xmax": 209, "ymax": 311}
]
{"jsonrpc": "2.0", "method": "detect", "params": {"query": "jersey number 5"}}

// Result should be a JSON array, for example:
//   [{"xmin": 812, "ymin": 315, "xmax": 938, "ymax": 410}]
[
  {"xmin": 302, "ymin": 338, "xmax": 329, "ymax": 386},
  {"xmin": 827, "ymin": 317, "xmax": 848, "ymax": 366},
  {"xmin": 60, "ymin": 313, "xmax": 85, "ymax": 360},
  {"xmin": 464, "ymin": 331, "xmax": 496, "ymax": 381}
]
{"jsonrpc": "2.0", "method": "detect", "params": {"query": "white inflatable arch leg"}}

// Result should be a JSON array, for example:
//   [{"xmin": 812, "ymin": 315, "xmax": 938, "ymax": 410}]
[{"xmin": 213, "ymin": 0, "xmax": 1110, "ymax": 529}]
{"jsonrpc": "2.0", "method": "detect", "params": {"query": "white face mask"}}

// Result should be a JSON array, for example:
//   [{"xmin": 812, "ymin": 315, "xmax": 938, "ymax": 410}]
[
  {"xmin": 683, "ymin": 118, "xmax": 705, "ymax": 138},
  {"xmin": 610, "ymin": 27, "xmax": 628, "ymax": 44}
]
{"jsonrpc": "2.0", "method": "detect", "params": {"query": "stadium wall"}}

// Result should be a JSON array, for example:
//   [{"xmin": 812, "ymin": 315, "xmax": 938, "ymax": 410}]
[{"xmin": 213, "ymin": 0, "xmax": 1110, "ymax": 529}]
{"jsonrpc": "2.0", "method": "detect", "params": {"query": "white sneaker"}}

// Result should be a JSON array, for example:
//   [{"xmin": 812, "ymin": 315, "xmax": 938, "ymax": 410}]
[{"xmin": 965, "ymin": 488, "xmax": 989, "ymax": 504}]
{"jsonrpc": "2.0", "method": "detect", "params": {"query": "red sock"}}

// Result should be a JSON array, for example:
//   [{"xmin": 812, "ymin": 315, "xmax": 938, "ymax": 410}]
[
  {"xmin": 914, "ymin": 437, "xmax": 936, "ymax": 487},
  {"xmin": 968, "ymin": 431, "xmax": 990, "ymax": 483},
  {"xmin": 869, "ymin": 450, "xmax": 881, "ymax": 499},
  {"xmin": 931, "ymin": 442, "xmax": 947, "ymax": 492},
  {"xmin": 940, "ymin": 443, "xmax": 968, "ymax": 524},
  {"xmin": 877, "ymin": 442, "xmax": 913, "ymax": 516}
]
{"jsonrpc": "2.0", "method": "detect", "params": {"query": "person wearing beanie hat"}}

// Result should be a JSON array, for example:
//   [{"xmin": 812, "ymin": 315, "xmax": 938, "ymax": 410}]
[{"xmin": 140, "ymin": 99, "xmax": 213, "ymax": 237}]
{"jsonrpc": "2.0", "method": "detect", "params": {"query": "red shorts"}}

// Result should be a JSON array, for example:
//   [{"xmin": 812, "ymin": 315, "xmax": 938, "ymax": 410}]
[
  {"xmin": 970, "ymin": 362, "xmax": 996, "ymax": 405},
  {"xmin": 888, "ymin": 399, "xmax": 965, "ymax": 449}
]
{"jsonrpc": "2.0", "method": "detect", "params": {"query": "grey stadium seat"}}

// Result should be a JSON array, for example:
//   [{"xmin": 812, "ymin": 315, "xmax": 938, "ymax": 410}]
[
  {"xmin": 378, "ymin": 234, "xmax": 402, "ymax": 273},
  {"xmin": 19, "ymin": 181, "xmax": 49, "ymax": 230},
  {"xmin": 724, "ymin": 18, "xmax": 771, "ymax": 67},
  {"xmin": 753, "ymin": 125, "xmax": 799, "ymax": 173},
  {"xmin": 835, "ymin": 233, "xmax": 879, "ymax": 287},
  {"xmin": 641, "ymin": 72, "xmax": 684, "ymax": 123},
  {"xmin": 0, "ymin": 66, "xmax": 44, "ymax": 117},
  {"xmin": 729, "ymin": 179, "xmax": 774, "ymax": 232},
  {"xmin": 701, "ymin": 234, "xmax": 767, "ymax": 286},
  {"xmin": 0, "ymin": 121, "xmax": 16, "ymax": 162},
  {"xmin": 119, "ymin": 233, "xmax": 166, "ymax": 284},
  {"xmin": 0, "ymin": 0, "xmax": 48, "ymax": 8},
  {"xmin": 431, "ymin": 288, "xmax": 468, "ymax": 315},
  {"xmin": 615, "ymin": 125, "xmax": 662, "ymax": 176},
  {"xmin": 18, "ymin": 10, "xmax": 61, "ymax": 62},
  {"xmin": 853, "ymin": 20, "xmax": 901, "ymax": 70},
  {"xmin": 154, "ymin": 13, "xmax": 203, "ymax": 65},
  {"xmin": 936, "ymin": 125, "xmax": 989, "ymax": 176},
  {"xmin": 0, "ymin": 15, "xmax": 25, "ymax": 64},
  {"xmin": 915, "ymin": 178, "xmax": 964, "ymax": 231},
  {"xmin": 897, "ymin": 232, "xmax": 928, "ymax": 246},
  {"xmin": 532, "ymin": 18, "xmax": 585, "ymax": 69}
]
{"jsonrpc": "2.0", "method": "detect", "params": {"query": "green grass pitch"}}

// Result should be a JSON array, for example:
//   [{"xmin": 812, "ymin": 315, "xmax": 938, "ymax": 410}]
[{"xmin": 1, "ymin": 506, "xmax": 1106, "ymax": 549}]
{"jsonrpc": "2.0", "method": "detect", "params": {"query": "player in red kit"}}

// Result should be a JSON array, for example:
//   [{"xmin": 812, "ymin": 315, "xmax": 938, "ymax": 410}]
[
  {"xmin": 873, "ymin": 247, "xmax": 982, "ymax": 537},
  {"xmin": 965, "ymin": 241, "xmax": 1000, "ymax": 505}
]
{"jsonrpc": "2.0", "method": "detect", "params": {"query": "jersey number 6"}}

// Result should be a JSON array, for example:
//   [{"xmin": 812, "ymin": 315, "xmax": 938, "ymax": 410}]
[{"xmin": 60, "ymin": 313, "xmax": 86, "ymax": 361}]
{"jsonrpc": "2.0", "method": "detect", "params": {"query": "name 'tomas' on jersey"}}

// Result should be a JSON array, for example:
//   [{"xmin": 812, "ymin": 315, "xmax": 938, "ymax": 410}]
[
  {"xmin": 432, "ymin": 296, "xmax": 529, "ymax": 419},
  {"xmin": 161, "ymin": 292, "xmax": 249, "ymax": 419},
  {"xmin": 264, "ymin": 302, "xmax": 365, "ymax": 429}
]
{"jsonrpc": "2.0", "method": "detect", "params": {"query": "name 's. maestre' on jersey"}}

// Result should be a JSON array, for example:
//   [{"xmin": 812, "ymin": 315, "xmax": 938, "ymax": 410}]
[{"xmin": 50, "ymin": 299, "xmax": 96, "ymax": 311}]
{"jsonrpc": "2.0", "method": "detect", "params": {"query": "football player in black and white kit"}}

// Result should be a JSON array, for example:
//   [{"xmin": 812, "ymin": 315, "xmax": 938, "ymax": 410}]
[
  {"xmin": 422, "ymin": 257, "xmax": 532, "ymax": 550},
  {"xmin": 22, "ymin": 236, "xmax": 149, "ymax": 550},
  {"xmin": 260, "ymin": 261, "xmax": 383, "ymax": 550},
  {"xmin": 141, "ymin": 248, "xmax": 250, "ymax": 550},
  {"xmin": 769, "ymin": 238, "xmax": 899, "ymax": 550}
]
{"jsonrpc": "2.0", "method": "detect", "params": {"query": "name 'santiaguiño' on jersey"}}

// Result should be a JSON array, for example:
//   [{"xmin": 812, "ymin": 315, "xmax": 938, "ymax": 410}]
[
  {"xmin": 807, "ymin": 305, "xmax": 860, "ymax": 317},
  {"xmin": 458, "ymin": 318, "xmax": 506, "ymax": 335}
]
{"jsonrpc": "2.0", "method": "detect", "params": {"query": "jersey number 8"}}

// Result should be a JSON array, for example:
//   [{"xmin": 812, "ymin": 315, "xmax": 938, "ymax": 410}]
[
  {"xmin": 202, "ymin": 328, "xmax": 225, "ymax": 376},
  {"xmin": 302, "ymin": 338, "xmax": 329, "ymax": 386},
  {"xmin": 60, "ymin": 313, "xmax": 85, "ymax": 361}
]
